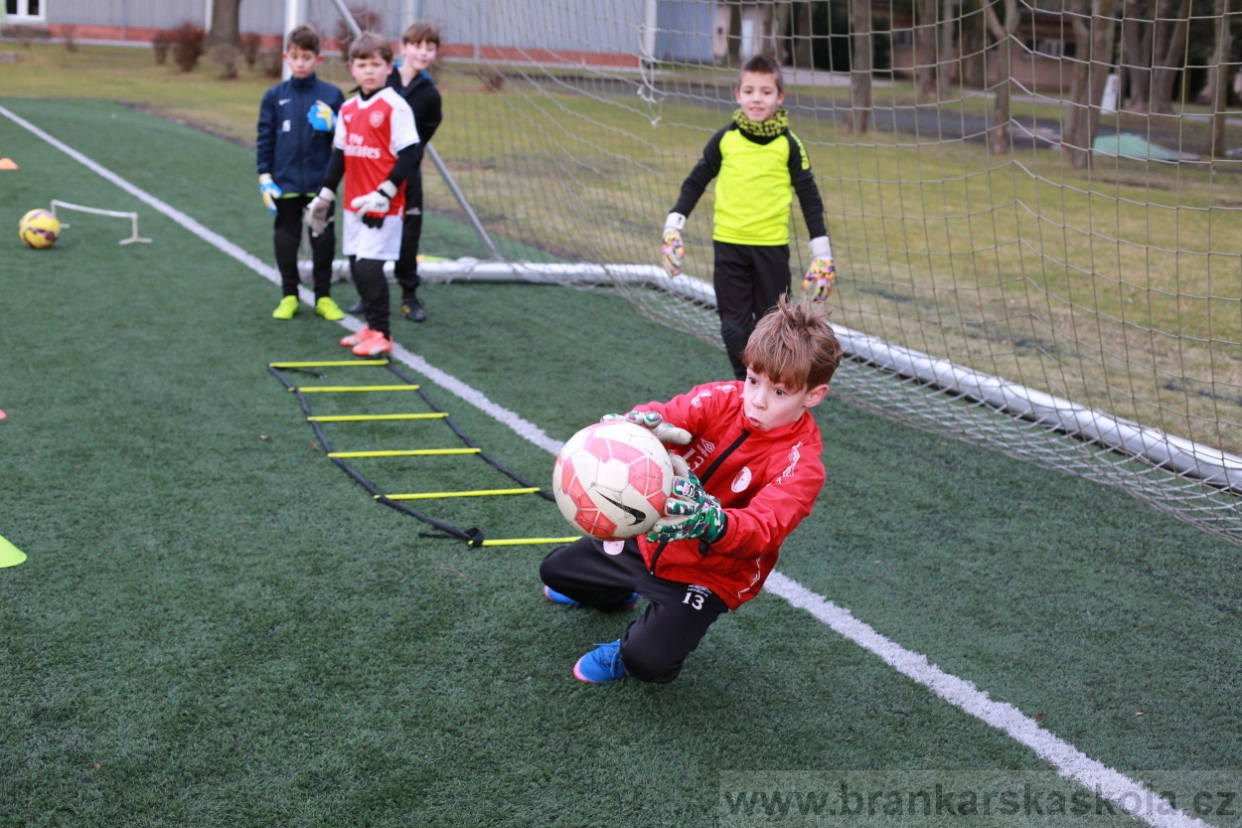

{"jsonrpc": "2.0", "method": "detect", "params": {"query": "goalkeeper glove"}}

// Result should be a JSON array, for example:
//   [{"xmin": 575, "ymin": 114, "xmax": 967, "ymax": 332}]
[
  {"xmin": 351, "ymin": 179, "xmax": 398, "ymax": 228},
  {"xmin": 660, "ymin": 212, "xmax": 686, "ymax": 276},
  {"xmin": 801, "ymin": 236, "xmax": 836, "ymax": 303},
  {"xmin": 646, "ymin": 467, "xmax": 727, "ymax": 544},
  {"xmin": 307, "ymin": 100, "xmax": 336, "ymax": 132},
  {"xmin": 303, "ymin": 187, "xmax": 335, "ymax": 237},
  {"xmin": 601, "ymin": 410, "xmax": 691, "ymax": 446},
  {"xmin": 258, "ymin": 173, "xmax": 282, "ymax": 214}
]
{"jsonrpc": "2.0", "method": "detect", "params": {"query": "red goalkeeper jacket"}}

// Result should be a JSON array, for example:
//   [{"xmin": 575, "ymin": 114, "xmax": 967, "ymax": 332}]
[{"xmin": 634, "ymin": 381, "xmax": 825, "ymax": 610}]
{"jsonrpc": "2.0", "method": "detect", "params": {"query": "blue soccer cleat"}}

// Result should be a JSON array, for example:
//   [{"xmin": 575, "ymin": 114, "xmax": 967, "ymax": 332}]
[
  {"xmin": 543, "ymin": 585, "xmax": 638, "ymax": 610},
  {"xmin": 573, "ymin": 640, "xmax": 628, "ymax": 684}
]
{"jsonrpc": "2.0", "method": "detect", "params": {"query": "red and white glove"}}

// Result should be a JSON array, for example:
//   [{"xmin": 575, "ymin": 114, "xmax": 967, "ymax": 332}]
[
  {"xmin": 802, "ymin": 236, "xmax": 836, "ymax": 302},
  {"xmin": 660, "ymin": 212, "xmax": 686, "ymax": 276}
]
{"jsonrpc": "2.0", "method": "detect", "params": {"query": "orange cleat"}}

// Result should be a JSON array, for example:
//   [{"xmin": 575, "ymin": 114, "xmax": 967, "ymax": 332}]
[
  {"xmin": 351, "ymin": 328, "xmax": 393, "ymax": 357},
  {"xmin": 340, "ymin": 326, "xmax": 374, "ymax": 347}
]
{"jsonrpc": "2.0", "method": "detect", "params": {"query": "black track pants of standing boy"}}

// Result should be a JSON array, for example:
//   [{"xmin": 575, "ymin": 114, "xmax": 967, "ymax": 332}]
[
  {"xmin": 540, "ymin": 537, "xmax": 728, "ymax": 684},
  {"xmin": 712, "ymin": 241, "xmax": 791, "ymax": 380},
  {"xmin": 393, "ymin": 172, "xmax": 423, "ymax": 301},
  {"xmin": 274, "ymin": 195, "xmax": 335, "ymax": 300}
]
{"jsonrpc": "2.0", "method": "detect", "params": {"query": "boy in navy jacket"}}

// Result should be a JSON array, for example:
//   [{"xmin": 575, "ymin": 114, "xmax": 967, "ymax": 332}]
[{"xmin": 256, "ymin": 24, "xmax": 346, "ymax": 322}]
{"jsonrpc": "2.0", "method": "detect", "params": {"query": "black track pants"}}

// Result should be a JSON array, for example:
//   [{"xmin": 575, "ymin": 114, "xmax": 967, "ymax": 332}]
[
  {"xmin": 393, "ymin": 173, "xmax": 423, "ymax": 301},
  {"xmin": 274, "ymin": 196, "xmax": 336, "ymax": 301},
  {"xmin": 712, "ymin": 241, "xmax": 791, "ymax": 380},
  {"xmin": 350, "ymin": 256, "xmax": 390, "ymax": 336},
  {"xmin": 540, "ymin": 537, "xmax": 728, "ymax": 684}
]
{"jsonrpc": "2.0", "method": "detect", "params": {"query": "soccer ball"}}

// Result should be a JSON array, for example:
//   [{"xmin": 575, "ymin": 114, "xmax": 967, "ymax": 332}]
[
  {"xmin": 552, "ymin": 420, "xmax": 674, "ymax": 540},
  {"xmin": 18, "ymin": 209, "xmax": 60, "ymax": 249}
]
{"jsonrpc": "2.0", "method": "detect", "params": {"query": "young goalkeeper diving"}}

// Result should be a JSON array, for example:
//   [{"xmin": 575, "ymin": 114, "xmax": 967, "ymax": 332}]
[
  {"xmin": 540, "ymin": 298, "xmax": 843, "ymax": 684},
  {"xmin": 661, "ymin": 53, "xmax": 838, "ymax": 380}
]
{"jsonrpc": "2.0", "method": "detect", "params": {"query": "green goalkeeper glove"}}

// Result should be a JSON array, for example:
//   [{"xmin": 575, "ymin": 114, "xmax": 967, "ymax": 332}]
[
  {"xmin": 258, "ymin": 173, "xmax": 282, "ymax": 214},
  {"xmin": 303, "ymin": 187, "xmax": 335, "ymax": 237},
  {"xmin": 307, "ymin": 100, "xmax": 336, "ymax": 132},
  {"xmin": 801, "ymin": 236, "xmax": 836, "ymax": 302},
  {"xmin": 660, "ymin": 212, "xmax": 686, "ymax": 276},
  {"xmin": 601, "ymin": 410, "xmax": 692, "ymax": 445},
  {"xmin": 646, "ymin": 466, "xmax": 727, "ymax": 544}
]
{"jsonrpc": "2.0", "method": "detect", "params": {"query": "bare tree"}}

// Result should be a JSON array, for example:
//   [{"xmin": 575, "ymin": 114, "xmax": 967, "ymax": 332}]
[
  {"xmin": 207, "ymin": 0, "xmax": 242, "ymax": 48},
  {"xmin": 1149, "ymin": 0, "xmax": 1190, "ymax": 113},
  {"xmin": 1063, "ymin": 0, "xmax": 1119, "ymax": 168},
  {"xmin": 1119, "ymin": 0, "xmax": 1153, "ymax": 111},
  {"xmin": 726, "ymin": 2, "xmax": 743, "ymax": 66},
  {"xmin": 792, "ymin": 2, "xmax": 813, "ymax": 69},
  {"xmin": 984, "ymin": 0, "xmax": 1020, "ymax": 155},
  {"xmin": 848, "ymin": 0, "xmax": 874, "ymax": 133},
  {"xmin": 915, "ymin": 0, "xmax": 940, "ymax": 98},
  {"xmin": 1205, "ymin": 0, "xmax": 1234, "ymax": 156},
  {"xmin": 938, "ymin": 0, "xmax": 961, "ymax": 98},
  {"xmin": 770, "ymin": 0, "xmax": 793, "ymax": 62}
]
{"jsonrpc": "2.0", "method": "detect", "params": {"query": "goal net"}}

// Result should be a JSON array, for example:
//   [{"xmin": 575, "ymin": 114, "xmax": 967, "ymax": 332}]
[{"xmin": 304, "ymin": 0, "xmax": 1242, "ymax": 543}]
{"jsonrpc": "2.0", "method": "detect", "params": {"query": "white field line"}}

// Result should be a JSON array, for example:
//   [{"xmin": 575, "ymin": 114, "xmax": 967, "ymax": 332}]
[{"xmin": 1, "ymin": 103, "xmax": 1211, "ymax": 828}]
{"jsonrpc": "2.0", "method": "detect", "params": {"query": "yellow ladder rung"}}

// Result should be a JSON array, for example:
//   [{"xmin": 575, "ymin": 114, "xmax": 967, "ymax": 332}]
[
  {"xmin": 270, "ymin": 360, "xmax": 389, "ymax": 368},
  {"xmin": 328, "ymin": 448, "xmax": 481, "ymax": 458},
  {"xmin": 476, "ymin": 537, "xmax": 582, "ymax": 547},
  {"xmin": 292, "ymin": 385, "xmax": 420, "ymax": 393},
  {"xmin": 379, "ymin": 487, "xmax": 541, "ymax": 500},
  {"xmin": 308, "ymin": 413, "xmax": 448, "ymax": 422}
]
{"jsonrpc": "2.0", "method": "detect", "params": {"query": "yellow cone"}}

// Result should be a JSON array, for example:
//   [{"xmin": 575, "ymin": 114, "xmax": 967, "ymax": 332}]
[
  {"xmin": 0, "ymin": 534, "xmax": 27, "ymax": 568},
  {"xmin": 0, "ymin": 158, "xmax": 18, "ymax": 170}
]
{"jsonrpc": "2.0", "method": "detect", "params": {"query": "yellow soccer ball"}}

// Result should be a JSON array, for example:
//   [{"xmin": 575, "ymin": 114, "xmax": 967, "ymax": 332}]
[{"xmin": 18, "ymin": 208, "xmax": 61, "ymax": 249}]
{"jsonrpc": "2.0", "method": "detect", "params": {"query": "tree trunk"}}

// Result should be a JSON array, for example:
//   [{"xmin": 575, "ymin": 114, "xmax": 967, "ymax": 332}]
[
  {"xmin": 1120, "ymin": 0, "xmax": 1152, "ymax": 113},
  {"xmin": 962, "ymin": 0, "xmax": 986, "ymax": 88},
  {"xmin": 915, "ymin": 0, "xmax": 939, "ymax": 98},
  {"xmin": 848, "ymin": 0, "xmax": 873, "ymax": 133},
  {"xmin": 771, "ymin": 0, "xmax": 793, "ymax": 62},
  {"xmin": 938, "ymin": 0, "xmax": 960, "ymax": 98},
  {"xmin": 207, "ymin": 0, "xmax": 241, "ymax": 48},
  {"xmin": 792, "ymin": 2, "xmax": 813, "ymax": 69},
  {"xmin": 1063, "ymin": 0, "xmax": 1118, "ymax": 168},
  {"xmin": 1149, "ymin": 0, "xmax": 1190, "ymax": 114},
  {"xmin": 1206, "ymin": 0, "xmax": 1233, "ymax": 157},
  {"xmin": 727, "ymin": 3, "xmax": 743, "ymax": 66},
  {"xmin": 984, "ymin": 0, "xmax": 1019, "ymax": 155}
]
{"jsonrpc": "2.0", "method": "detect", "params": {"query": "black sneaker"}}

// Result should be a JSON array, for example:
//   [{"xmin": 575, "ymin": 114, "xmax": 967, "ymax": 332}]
[
  {"xmin": 401, "ymin": 296, "xmax": 426, "ymax": 323},
  {"xmin": 346, "ymin": 299, "xmax": 365, "ymax": 314}
]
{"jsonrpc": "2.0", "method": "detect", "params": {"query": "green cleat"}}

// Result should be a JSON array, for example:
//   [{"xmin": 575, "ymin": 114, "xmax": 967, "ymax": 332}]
[
  {"xmin": 315, "ymin": 297, "xmax": 345, "ymax": 321},
  {"xmin": 272, "ymin": 296, "xmax": 299, "ymax": 320}
]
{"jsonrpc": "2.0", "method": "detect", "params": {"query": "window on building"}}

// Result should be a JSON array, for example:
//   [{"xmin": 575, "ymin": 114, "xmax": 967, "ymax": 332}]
[{"xmin": 6, "ymin": 0, "xmax": 44, "ymax": 21}]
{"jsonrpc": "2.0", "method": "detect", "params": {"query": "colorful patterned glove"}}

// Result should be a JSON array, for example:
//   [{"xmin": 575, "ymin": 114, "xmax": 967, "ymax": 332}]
[
  {"xmin": 601, "ymin": 410, "xmax": 692, "ymax": 446},
  {"xmin": 303, "ymin": 186, "xmax": 335, "ymax": 237},
  {"xmin": 802, "ymin": 236, "xmax": 836, "ymax": 302},
  {"xmin": 646, "ymin": 467, "xmax": 727, "ymax": 544},
  {"xmin": 307, "ymin": 100, "xmax": 336, "ymax": 132},
  {"xmin": 350, "ymin": 179, "xmax": 398, "ymax": 228},
  {"xmin": 258, "ymin": 173, "xmax": 282, "ymax": 214},
  {"xmin": 660, "ymin": 212, "xmax": 686, "ymax": 276}
]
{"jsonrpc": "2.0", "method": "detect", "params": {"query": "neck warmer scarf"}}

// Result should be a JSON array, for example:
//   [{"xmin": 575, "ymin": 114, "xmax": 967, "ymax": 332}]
[{"xmin": 732, "ymin": 107, "xmax": 789, "ymax": 137}]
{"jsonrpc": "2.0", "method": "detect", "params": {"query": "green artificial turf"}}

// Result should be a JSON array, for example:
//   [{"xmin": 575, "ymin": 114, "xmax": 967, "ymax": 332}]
[{"xmin": 2, "ymin": 98, "xmax": 1240, "ymax": 827}]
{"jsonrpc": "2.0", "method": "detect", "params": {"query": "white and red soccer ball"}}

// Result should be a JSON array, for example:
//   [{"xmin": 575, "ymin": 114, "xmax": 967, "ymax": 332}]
[{"xmin": 552, "ymin": 420, "xmax": 674, "ymax": 540}]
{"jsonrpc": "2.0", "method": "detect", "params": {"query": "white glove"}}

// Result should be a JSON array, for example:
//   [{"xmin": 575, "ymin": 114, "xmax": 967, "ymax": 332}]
[
  {"xmin": 350, "ymin": 179, "xmax": 399, "ymax": 217},
  {"xmin": 303, "ymin": 186, "xmax": 335, "ymax": 237},
  {"xmin": 661, "ymin": 212, "xmax": 686, "ymax": 276},
  {"xmin": 802, "ymin": 236, "xmax": 836, "ymax": 302}
]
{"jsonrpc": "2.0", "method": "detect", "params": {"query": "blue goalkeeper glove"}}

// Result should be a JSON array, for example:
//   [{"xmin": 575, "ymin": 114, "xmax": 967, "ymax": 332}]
[
  {"xmin": 801, "ymin": 236, "xmax": 836, "ymax": 302},
  {"xmin": 258, "ymin": 173, "xmax": 282, "ymax": 214},
  {"xmin": 601, "ymin": 410, "xmax": 691, "ymax": 446},
  {"xmin": 307, "ymin": 100, "xmax": 336, "ymax": 132},
  {"xmin": 646, "ymin": 466, "xmax": 727, "ymax": 544}
]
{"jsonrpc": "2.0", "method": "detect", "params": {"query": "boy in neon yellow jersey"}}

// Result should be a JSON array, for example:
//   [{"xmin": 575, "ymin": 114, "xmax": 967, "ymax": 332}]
[{"xmin": 661, "ymin": 54, "xmax": 837, "ymax": 380}]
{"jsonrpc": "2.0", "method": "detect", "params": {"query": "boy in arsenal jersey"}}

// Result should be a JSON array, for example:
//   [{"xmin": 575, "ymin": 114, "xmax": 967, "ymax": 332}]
[
  {"xmin": 540, "ymin": 298, "xmax": 843, "ymax": 684},
  {"xmin": 304, "ymin": 32, "xmax": 420, "ymax": 357}
]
